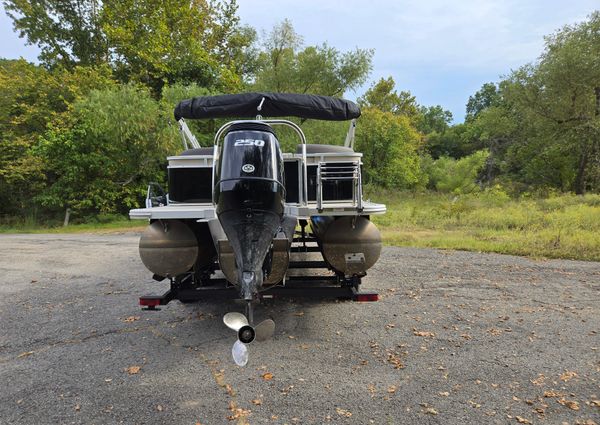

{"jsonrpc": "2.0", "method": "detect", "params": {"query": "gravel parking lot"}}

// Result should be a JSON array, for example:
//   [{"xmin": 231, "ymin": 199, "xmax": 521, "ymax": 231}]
[{"xmin": 0, "ymin": 233, "xmax": 599, "ymax": 424}]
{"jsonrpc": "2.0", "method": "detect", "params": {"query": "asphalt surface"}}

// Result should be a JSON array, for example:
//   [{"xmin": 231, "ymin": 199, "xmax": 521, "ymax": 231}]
[{"xmin": 0, "ymin": 233, "xmax": 599, "ymax": 425}]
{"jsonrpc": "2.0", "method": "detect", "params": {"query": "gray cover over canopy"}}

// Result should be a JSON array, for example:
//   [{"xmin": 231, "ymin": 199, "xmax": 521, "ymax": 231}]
[{"xmin": 174, "ymin": 92, "xmax": 360, "ymax": 121}]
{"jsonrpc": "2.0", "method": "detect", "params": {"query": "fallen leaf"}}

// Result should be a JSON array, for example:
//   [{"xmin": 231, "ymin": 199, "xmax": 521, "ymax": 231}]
[
  {"xmin": 386, "ymin": 352, "xmax": 404, "ymax": 369},
  {"xmin": 104, "ymin": 378, "xmax": 112, "ymax": 382},
  {"xmin": 227, "ymin": 407, "xmax": 251, "ymax": 421},
  {"xmin": 516, "ymin": 416, "xmax": 532, "ymax": 424},
  {"xmin": 123, "ymin": 316, "xmax": 140, "ymax": 323},
  {"xmin": 126, "ymin": 366, "xmax": 141, "ymax": 375},
  {"xmin": 531, "ymin": 374, "xmax": 546, "ymax": 385},
  {"xmin": 424, "ymin": 407, "xmax": 438, "ymax": 415},
  {"xmin": 557, "ymin": 398, "xmax": 579, "ymax": 410},
  {"xmin": 156, "ymin": 405, "xmax": 163, "ymax": 412},
  {"xmin": 439, "ymin": 392, "xmax": 450, "ymax": 397},
  {"xmin": 74, "ymin": 404, "xmax": 81, "ymax": 412},
  {"xmin": 335, "ymin": 407, "xmax": 352, "ymax": 417},
  {"xmin": 413, "ymin": 330, "xmax": 435, "ymax": 338},
  {"xmin": 288, "ymin": 335, "xmax": 296, "ymax": 339},
  {"xmin": 544, "ymin": 390, "xmax": 563, "ymax": 398},
  {"xmin": 385, "ymin": 323, "xmax": 395, "ymax": 329},
  {"xmin": 560, "ymin": 371, "xmax": 577, "ymax": 381},
  {"xmin": 251, "ymin": 399, "xmax": 262, "ymax": 406},
  {"xmin": 261, "ymin": 372, "xmax": 273, "ymax": 381},
  {"xmin": 387, "ymin": 385, "xmax": 397, "ymax": 393},
  {"xmin": 293, "ymin": 311, "xmax": 304, "ymax": 317},
  {"xmin": 280, "ymin": 385, "xmax": 294, "ymax": 395},
  {"xmin": 17, "ymin": 351, "xmax": 34, "ymax": 358}
]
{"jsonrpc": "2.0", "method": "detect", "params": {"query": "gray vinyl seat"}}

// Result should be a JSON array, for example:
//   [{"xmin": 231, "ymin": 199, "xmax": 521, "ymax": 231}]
[
  {"xmin": 179, "ymin": 147, "xmax": 214, "ymax": 156},
  {"xmin": 295, "ymin": 144, "xmax": 354, "ymax": 154}
]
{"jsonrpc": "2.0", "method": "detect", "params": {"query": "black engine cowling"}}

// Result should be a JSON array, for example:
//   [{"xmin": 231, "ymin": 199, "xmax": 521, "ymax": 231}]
[{"xmin": 214, "ymin": 122, "xmax": 285, "ymax": 299}]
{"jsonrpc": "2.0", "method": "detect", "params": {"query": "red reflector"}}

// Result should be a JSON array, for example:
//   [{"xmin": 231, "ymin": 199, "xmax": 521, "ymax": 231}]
[
  {"xmin": 355, "ymin": 292, "xmax": 378, "ymax": 302},
  {"xmin": 139, "ymin": 297, "xmax": 160, "ymax": 307}
]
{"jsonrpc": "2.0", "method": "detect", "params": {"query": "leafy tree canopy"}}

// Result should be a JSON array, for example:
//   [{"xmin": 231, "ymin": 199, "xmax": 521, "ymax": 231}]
[
  {"xmin": 465, "ymin": 82, "xmax": 501, "ymax": 121},
  {"xmin": 355, "ymin": 108, "xmax": 425, "ymax": 188},
  {"xmin": 252, "ymin": 19, "xmax": 373, "ymax": 97},
  {"xmin": 499, "ymin": 11, "xmax": 600, "ymax": 193},
  {"xmin": 4, "ymin": 0, "xmax": 255, "ymax": 93},
  {"xmin": 358, "ymin": 76, "xmax": 420, "ymax": 120},
  {"xmin": 3, "ymin": 0, "xmax": 106, "ymax": 67},
  {"xmin": 417, "ymin": 105, "xmax": 453, "ymax": 134}
]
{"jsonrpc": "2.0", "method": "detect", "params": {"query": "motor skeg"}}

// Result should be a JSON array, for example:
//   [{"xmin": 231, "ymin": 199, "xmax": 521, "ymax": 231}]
[{"xmin": 214, "ymin": 122, "xmax": 285, "ymax": 300}]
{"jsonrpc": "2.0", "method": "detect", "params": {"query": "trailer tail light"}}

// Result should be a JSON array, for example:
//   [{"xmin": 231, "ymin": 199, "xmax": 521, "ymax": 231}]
[
  {"xmin": 139, "ymin": 297, "xmax": 161, "ymax": 307},
  {"xmin": 354, "ymin": 292, "xmax": 378, "ymax": 302}
]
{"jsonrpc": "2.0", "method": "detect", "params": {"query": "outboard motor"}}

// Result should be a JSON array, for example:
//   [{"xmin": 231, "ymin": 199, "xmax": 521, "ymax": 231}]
[{"xmin": 214, "ymin": 122, "xmax": 285, "ymax": 301}]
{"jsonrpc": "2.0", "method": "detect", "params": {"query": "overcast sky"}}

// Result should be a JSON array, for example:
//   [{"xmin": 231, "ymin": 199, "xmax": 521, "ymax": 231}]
[{"xmin": 1, "ymin": 0, "xmax": 598, "ymax": 121}]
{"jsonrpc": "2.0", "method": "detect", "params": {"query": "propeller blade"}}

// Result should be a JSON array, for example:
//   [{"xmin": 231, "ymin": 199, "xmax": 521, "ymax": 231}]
[
  {"xmin": 255, "ymin": 319, "xmax": 275, "ymax": 342},
  {"xmin": 223, "ymin": 312, "xmax": 248, "ymax": 331},
  {"xmin": 232, "ymin": 340, "xmax": 249, "ymax": 366}
]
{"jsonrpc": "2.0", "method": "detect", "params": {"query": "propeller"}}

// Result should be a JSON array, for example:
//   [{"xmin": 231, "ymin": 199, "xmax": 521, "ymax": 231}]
[{"xmin": 223, "ymin": 311, "xmax": 275, "ymax": 366}]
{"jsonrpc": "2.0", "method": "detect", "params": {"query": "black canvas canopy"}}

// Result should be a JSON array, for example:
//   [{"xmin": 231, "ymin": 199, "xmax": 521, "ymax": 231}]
[{"xmin": 174, "ymin": 92, "xmax": 360, "ymax": 121}]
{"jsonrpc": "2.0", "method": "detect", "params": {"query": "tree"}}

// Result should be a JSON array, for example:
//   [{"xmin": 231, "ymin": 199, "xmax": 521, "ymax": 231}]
[
  {"xmin": 465, "ymin": 82, "xmax": 501, "ymax": 121},
  {"xmin": 3, "ymin": 0, "xmax": 106, "ymax": 67},
  {"xmin": 355, "ymin": 108, "xmax": 425, "ymax": 188},
  {"xmin": 358, "ymin": 77, "xmax": 420, "ymax": 120},
  {"xmin": 0, "ymin": 59, "xmax": 114, "ymax": 216},
  {"xmin": 500, "ymin": 12, "xmax": 600, "ymax": 193},
  {"xmin": 4, "ymin": 0, "xmax": 255, "ymax": 92},
  {"xmin": 253, "ymin": 20, "xmax": 373, "ymax": 97},
  {"xmin": 417, "ymin": 105, "xmax": 453, "ymax": 134},
  {"xmin": 35, "ymin": 85, "xmax": 174, "ymax": 216},
  {"xmin": 102, "ymin": 0, "xmax": 254, "ymax": 93},
  {"xmin": 425, "ymin": 123, "xmax": 479, "ymax": 159}
]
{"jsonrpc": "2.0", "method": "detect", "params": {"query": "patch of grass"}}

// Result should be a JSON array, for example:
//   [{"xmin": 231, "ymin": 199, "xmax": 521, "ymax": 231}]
[
  {"xmin": 0, "ymin": 218, "xmax": 146, "ymax": 234},
  {"xmin": 368, "ymin": 189, "xmax": 600, "ymax": 261}
]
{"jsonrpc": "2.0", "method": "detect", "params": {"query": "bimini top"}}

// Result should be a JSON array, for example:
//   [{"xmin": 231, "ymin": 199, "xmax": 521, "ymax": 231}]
[{"xmin": 174, "ymin": 92, "xmax": 360, "ymax": 121}]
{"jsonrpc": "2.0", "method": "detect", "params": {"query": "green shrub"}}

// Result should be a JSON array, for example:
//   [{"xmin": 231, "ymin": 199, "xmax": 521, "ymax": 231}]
[{"xmin": 425, "ymin": 150, "xmax": 489, "ymax": 194}]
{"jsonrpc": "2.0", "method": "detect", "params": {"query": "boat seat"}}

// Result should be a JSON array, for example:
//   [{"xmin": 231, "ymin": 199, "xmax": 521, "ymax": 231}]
[
  {"xmin": 295, "ymin": 144, "xmax": 354, "ymax": 154},
  {"xmin": 179, "ymin": 147, "xmax": 214, "ymax": 156}
]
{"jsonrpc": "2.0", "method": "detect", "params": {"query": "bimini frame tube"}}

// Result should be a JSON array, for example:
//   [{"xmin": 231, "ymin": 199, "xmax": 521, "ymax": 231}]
[{"xmin": 212, "ymin": 119, "xmax": 308, "ymax": 206}]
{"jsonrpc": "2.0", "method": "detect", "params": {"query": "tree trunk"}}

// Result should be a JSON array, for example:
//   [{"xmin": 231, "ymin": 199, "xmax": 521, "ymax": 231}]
[{"xmin": 574, "ymin": 148, "xmax": 588, "ymax": 195}]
